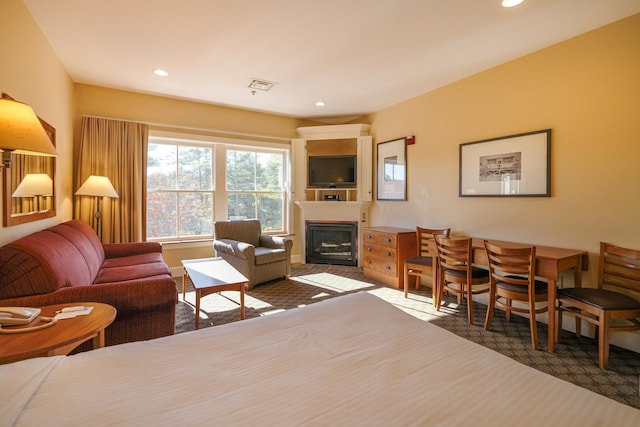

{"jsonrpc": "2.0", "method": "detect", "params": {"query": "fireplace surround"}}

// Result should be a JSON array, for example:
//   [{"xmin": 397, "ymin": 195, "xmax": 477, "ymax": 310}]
[{"xmin": 306, "ymin": 221, "xmax": 358, "ymax": 266}]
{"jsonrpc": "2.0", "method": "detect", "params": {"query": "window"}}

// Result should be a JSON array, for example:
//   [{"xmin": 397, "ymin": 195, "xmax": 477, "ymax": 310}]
[
  {"xmin": 226, "ymin": 149, "xmax": 285, "ymax": 232},
  {"xmin": 147, "ymin": 140, "xmax": 213, "ymax": 240}
]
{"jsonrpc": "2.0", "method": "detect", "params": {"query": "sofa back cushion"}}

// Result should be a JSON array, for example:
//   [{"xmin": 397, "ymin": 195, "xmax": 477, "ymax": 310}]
[
  {"xmin": 214, "ymin": 219, "xmax": 261, "ymax": 247},
  {"xmin": 0, "ymin": 220, "xmax": 105, "ymax": 299}
]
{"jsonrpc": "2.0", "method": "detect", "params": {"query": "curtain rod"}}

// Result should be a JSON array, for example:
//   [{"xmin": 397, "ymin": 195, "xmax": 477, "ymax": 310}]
[{"xmin": 82, "ymin": 114, "xmax": 291, "ymax": 142}]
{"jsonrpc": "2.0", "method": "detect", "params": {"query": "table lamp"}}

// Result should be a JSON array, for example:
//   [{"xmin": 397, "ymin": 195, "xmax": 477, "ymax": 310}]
[
  {"xmin": 12, "ymin": 173, "xmax": 53, "ymax": 212},
  {"xmin": 0, "ymin": 94, "xmax": 57, "ymax": 169}
]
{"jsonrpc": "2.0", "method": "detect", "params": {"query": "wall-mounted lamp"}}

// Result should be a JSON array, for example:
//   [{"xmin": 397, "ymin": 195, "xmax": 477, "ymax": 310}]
[
  {"xmin": 75, "ymin": 175, "xmax": 119, "ymax": 239},
  {"xmin": 12, "ymin": 173, "xmax": 53, "ymax": 212},
  {"xmin": 0, "ymin": 94, "xmax": 57, "ymax": 169}
]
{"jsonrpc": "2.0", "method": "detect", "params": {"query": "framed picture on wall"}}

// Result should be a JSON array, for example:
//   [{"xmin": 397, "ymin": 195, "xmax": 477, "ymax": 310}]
[
  {"xmin": 377, "ymin": 137, "xmax": 407, "ymax": 200},
  {"xmin": 459, "ymin": 129, "xmax": 551, "ymax": 197}
]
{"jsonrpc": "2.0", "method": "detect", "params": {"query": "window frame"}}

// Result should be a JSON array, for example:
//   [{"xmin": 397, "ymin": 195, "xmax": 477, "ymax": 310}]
[
  {"xmin": 147, "ymin": 131, "xmax": 291, "ymax": 243},
  {"xmin": 146, "ymin": 137, "xmax": 215, "ymax": 242},
  {"xmin": 225, "ymin": 145, "xmax": 288, "ymax": 233}
]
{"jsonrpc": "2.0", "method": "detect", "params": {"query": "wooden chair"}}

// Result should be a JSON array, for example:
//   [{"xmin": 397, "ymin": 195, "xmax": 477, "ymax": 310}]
[
  {"xmin": 557, "ymin": 242, "xmax": 640, "ymax": 369},
  {"xmin": 483, "ymin": 241, "xmax": 549, "ymax": 350},
  {"xmin": 435, "ymin": 236, "xmax": 489, "ymax": 324},
  {"xmin": 403, "ymin": 227, "xmax": 451, "ymax": 303}
]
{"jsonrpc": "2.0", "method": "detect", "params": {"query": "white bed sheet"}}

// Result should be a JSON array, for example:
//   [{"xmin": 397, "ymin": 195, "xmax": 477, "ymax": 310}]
[{"xmin": 1, "ymin": 292, "xmax": 639, "ymax": 426}]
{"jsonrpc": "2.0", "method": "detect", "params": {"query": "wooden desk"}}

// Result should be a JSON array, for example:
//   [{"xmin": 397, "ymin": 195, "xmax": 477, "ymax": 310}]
[
  {"xmin": 182, "ymin": 257, "xmax": 249, "ymax": 329},
  {"xmin": 0, "ymin": 302, "xmax": 116, "ymax": 364},
  {"xmin": 470, "ymin": 239, "xmax": 588, "ymax": 353}
]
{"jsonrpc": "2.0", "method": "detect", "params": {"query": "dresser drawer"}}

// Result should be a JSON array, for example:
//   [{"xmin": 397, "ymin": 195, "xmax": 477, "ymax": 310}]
[
  {"xmin": 363, "ymin": 243, "xmax": 397, "ymax": 259},
  {"xmin": 363, "ymin": 230, "xmax": 398, "ymax": 248},
  {"xmin": 363, "ymin": 254, "xmax": 397, "ymax": 277}
]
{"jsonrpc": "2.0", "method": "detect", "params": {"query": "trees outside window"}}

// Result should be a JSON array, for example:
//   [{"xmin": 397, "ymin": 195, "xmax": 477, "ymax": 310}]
[
  {"xmin": 226, "ymin": 149, "xmax": 284, "ymax": 232},
  {"xmin": 147, "ymin": 141, "xmax": 213, "ymax": 240}
]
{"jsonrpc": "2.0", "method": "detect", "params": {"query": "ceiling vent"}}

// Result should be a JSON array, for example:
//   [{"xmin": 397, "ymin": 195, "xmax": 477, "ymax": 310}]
[{"xmin": 248, "ymin": 79, "xmax": 276, "ymax": 92}]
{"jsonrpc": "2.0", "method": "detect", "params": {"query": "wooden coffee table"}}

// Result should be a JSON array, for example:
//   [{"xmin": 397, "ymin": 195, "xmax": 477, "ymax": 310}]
[
  {"xmin": 182, "ymin": 257, "xmax": 249, "ymax": 329},
  {"xmin": 0, "ymin": 302, "xmax": 116, "ymax": 364}
]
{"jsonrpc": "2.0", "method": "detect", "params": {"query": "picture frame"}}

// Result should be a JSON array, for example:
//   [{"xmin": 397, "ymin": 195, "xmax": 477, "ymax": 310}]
[
  {"xmin": 377, "ymin": 137, "xmax": 407, "ymax": 200},
  {"xmin": 459, "ymin": 129, "xmax": 551, "ymax": 197}
]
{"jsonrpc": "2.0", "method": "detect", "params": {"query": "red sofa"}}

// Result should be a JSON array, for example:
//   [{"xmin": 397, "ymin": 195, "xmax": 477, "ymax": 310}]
[{"xmin": 0, "ymin": 220, "xmax": 177, "ymax": 346}]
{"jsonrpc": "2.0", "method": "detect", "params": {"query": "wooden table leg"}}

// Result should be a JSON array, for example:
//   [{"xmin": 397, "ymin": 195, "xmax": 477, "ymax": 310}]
[
  {"xmin": 240, "ymin": 283, "xmax": 245, "ymax": 320},
  {"xmin": 182, "ymin": 268, "xmax": 187, "ymax": 300},
  {"xmin": 195, "ymin": 289, "xmax": 201, "ymax": 330},
  {"xmin": 92, "ymin": 329, "xmax": 106, "ymax": 349},
  {"xmin": 547, "ymin": 279, "xmax": 556, "ymax": 353}
]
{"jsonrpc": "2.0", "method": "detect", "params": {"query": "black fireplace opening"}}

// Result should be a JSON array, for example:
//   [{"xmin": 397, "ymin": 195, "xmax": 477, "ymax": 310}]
[{"xmin": 306, "ymin": 221, "xmax": 358, "ymax": 266}]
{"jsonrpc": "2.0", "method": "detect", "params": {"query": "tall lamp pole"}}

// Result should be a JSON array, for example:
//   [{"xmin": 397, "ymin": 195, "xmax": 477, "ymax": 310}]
[{"xmin": 75, "ymin": 175, "xmax": 119, "ymax": 240}]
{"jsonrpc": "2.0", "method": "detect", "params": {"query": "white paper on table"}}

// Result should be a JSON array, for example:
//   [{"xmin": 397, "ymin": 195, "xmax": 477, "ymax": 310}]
[{"xmin": 53, "ymin": 306, "xmax": 94, "ymax": 320}]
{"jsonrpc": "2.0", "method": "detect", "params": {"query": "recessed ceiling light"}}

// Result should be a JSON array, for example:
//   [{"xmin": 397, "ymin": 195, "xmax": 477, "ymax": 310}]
[
  {"xmin": 502, "ymin": 0, "xmax": 524, "ymax": 7},
  {"xmin": 315, "ymin": 101, "xmax": 326, "ymax": 107},
  {"xmin": 153, "ymin": 69, "xmax": 169, "ymax": 77}
]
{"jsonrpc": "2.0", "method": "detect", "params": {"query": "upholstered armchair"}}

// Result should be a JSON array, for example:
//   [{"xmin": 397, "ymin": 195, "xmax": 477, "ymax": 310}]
[{"xmin": 213, "ymin": 219, "xmax": 293, "ymax": 290}]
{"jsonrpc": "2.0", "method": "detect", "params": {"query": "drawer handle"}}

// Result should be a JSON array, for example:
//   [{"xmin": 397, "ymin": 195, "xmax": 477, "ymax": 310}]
[
  {"xmin": 386, "ymin": 252, "xmax": 391, "ymax": 256},
  {"xmin": 385, "ymin": 265, "xmax": 391, "ymax": 270},
  {"xmin": 386, "ymin": 238, "xmax": 392, "ymax": 243},
  {"xmin": 367, "ymin": 259, "xmax": 371, "ymax": 264},
  {"xmin": 367, "ymin": 247, "xmax": 372, "ymax": 251},
  {"xmin": 367, "ymin": 234, "xmax": 372, "ymax": 239}
]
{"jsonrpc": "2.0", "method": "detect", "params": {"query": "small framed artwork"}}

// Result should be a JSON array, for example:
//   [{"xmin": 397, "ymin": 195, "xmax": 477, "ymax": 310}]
[
  {"xmin": 377, "ymin": 137, "xmax": 407, "ymax": 200},
  {"xmin": 459, "ymin": 129, "xmax": 551, "ymax": 197}
]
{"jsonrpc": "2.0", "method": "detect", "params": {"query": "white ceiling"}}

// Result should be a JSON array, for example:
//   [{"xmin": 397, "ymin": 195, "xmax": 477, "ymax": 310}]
[{"xmin": 23, "ymin": 0, "xmax": 640, "ymax": 124}]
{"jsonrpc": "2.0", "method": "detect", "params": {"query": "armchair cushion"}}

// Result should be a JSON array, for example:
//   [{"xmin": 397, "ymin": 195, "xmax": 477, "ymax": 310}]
[{"xmin": 255, "ymin": 247, "xmax": 288, "ymax": 265}]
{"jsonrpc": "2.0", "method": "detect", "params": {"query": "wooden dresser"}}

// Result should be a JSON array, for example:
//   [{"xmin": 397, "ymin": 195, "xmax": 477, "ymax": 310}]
[{"xmin": 362, "ymin": 226, "xmax": 417, "ymax": 289}]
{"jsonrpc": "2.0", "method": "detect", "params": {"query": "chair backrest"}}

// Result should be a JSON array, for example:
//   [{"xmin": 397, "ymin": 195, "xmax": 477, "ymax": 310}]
[
  {"xmin": 484, "ymin": 240, "xmax": 535, "ymax": 290},
  {"xmin": 214, "ymin": 219, "xmax": 262, "ymax": 247},
  {"xmin": 434, "ymin": 236, "xmax": 472, "ymax": 274},
  {"xmin": 598, "ymin": 242, "xmax": 640, "ymax": 296},
  {"xmin": 416, "ymin": 227, "xmax": 450, "ymax": 257}
]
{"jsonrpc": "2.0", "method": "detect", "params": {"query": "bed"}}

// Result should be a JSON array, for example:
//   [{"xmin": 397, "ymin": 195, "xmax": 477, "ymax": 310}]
[{"xmin": 2, "ymin": 292, "xmax": 639, "ymax": 426}]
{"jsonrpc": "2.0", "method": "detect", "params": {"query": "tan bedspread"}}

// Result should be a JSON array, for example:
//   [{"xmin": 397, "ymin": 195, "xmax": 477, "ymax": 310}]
[{"xmin": 2, "ymin": 292, "xmax": 639, "ymax": 426}]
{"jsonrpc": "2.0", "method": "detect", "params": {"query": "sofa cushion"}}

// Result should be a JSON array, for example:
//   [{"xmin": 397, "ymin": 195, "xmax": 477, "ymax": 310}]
[
  {"xmin": 49, "ymin": 220, "xmax": 105, "ymax": 277},
  {"xmin": 254, "ymin": 247, "xmax": 287, "ymax": 266},
  {"xmin": 95, "ymin": 253, "xmax": 171, "ymax": 283}
]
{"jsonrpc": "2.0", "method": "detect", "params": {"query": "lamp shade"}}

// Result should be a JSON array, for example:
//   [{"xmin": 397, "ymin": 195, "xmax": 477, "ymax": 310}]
[
  {"xmin": 0, "ymin": 97, "xmax": 57, "ymax": 157},
  {"xmin": 12, "ymin": 173, "xmax": 53, "ymax": 197},
  {"xmin": 75, "ymin": 175, "xmax": 119, "ymax": 198}
]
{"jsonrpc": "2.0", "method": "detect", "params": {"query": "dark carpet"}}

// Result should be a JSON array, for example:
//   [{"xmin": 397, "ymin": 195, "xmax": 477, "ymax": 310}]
[{"xmin": 175, "ymin": 263, "xmax": 640, "ymax": 409}]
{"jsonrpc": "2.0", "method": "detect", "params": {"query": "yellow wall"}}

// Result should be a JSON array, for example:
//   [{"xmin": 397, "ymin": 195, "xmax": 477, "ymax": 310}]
[
  {"xmin": 0, "ymin": 0, "xmax": 75, "ymax": 245},
  {"xmin": 368, "ymin": 13, "xmax": 640, "ymax": 287},
  {"xmin": 367, "ymin": 14, "xmax": 640, "ymax": 351}
]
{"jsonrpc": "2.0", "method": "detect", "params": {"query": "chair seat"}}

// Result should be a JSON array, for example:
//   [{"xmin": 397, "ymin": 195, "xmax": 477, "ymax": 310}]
[
  {"xmin": 254, "ymin": 247, "xmax": 287, "ymax": 265},
  {"xmin": 496, "ymin": 277, "xmax": 547, "ymax": 295},
  {"xmin": 405, "ymin": 256, "xmax": 434, "ymax": 267},
  {"xmin": 444, "ymin": 266, "xmax": 489, "ymax": 280},
  {"xmin": 558, "ymin": 287, "xmax": 640, "ymax": 311}
]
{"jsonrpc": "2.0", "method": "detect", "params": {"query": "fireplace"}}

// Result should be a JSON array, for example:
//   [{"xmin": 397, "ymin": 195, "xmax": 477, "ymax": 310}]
[{"xmin": 306, "ymin": 221, "xmax": 358, "ymax": 266}]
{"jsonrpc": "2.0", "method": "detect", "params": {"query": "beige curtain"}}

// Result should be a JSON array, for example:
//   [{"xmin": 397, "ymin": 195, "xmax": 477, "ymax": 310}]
[{"xmin": 74, "ymin": 116, "xmax": 148, "ymax": 243}]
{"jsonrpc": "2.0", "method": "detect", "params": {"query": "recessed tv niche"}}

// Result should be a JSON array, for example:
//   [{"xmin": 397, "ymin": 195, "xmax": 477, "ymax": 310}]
[{"xmin": 308, "ymin": 155, "xmax": 357, "ymax": 188}]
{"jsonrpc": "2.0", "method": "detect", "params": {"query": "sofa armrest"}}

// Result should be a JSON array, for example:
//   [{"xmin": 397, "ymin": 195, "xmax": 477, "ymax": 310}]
[
  {"xmin": 0, "ymin": 278, "xmax": 178, "ymax": 316},
  {"xmin": 259, "ymin": 235, "xmax": 293, "ymax": 251},
  {"xmin": 103, "ymin": 242, "xmax": 163, "ymax": 258},
  {"xmin": 213, "ymin": 239, "xmax": 255, "ymax": 260}
]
